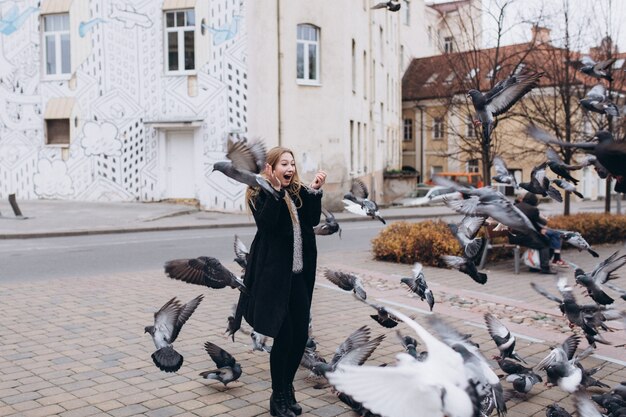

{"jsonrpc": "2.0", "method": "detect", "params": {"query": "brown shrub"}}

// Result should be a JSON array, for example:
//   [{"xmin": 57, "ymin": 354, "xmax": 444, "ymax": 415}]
[{"xmin": 548, "ymin": 213, "xmax": 626, "ymax": 245}]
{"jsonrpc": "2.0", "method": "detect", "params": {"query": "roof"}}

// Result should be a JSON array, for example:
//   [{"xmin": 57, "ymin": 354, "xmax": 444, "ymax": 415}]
[{"xmin": 402, "ymin": 41, "xmax": 626, "ymax": 102}]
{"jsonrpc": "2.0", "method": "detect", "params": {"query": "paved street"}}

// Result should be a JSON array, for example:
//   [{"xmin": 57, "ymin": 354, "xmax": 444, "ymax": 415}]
[{"xmin": 0, "ymin": 200, "xmax": 625, "ymax": 416}]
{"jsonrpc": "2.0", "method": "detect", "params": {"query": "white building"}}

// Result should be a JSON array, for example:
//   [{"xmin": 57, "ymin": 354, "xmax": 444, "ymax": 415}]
[{"xmin": 0, "ymin": 0, "xmax": 474, "ymax": 210}]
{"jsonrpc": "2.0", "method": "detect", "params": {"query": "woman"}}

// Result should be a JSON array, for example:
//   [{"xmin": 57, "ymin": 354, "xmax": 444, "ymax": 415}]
[{"xmin": 235, "ymin": 147, "xmax": 326, "ymax": 417}]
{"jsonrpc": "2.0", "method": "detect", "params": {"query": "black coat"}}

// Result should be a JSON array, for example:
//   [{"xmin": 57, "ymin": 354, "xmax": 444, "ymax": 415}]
[
  {"xmin": 235, "ymin": 186, "xmax": 322, "ymax": 337},
  {"xmin": 508, "ymin": 201, "xmax": 549, "ymax": 249}
]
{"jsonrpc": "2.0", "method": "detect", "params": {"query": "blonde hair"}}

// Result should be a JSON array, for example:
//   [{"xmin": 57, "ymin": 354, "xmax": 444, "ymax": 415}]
[{"xmin": 246, "ymin": 147, "xmax": 303, "ymax": 210}]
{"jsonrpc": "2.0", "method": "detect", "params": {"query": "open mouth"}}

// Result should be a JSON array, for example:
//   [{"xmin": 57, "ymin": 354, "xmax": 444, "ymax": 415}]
[{"xmin": 283, "ymin": 174, "xmax": 293, "ymax": 182}]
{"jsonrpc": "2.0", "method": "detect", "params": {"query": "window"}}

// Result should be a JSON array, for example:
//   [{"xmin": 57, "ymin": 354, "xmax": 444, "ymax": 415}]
[
  {"xmin": 363, "ymin": 51, "xmax": 367, "ymax": 99},
  {"xmin": 403, "ymin": 1, "xmax": 410, "ymax": 25},
  {"xmin": 467, "ymin": 159, "xmax": 480, "ymax": 173},
  {"xmin": 165, "ymin": 9, "xmax": 195, "ymax": 73},
  {"xmin": 297, "ymin": 24, "xmax": 320, "ymax": 84},
  {"xmin": 444, "ymin": 36, "xmax": 454, "ymax": 53},
  {"xmin": 433, "ymin": 117, "xmax": 444, "ymax": 139},
  {"xmin": 487, "ymin": 65, "xmax": 501, "ymax": 79},
  {"xmin": 351, "ymin": 39, "xmax": 356, "ymax": 93},
  {"xmin": 403, "ymin": 118, "xmax": 413, "ymax": 142},
  {"xmin": 46, "ymin": 119, "xmax": 70, "ymax": 145},
  {"xmin": 43, "ymin": 14, "xmax": 70, "ymax": 77},
  {"xmin": 466, "ymin": 115, "xmax": 478, "ymax": 138},
  {"xmin": 431, "ymin": 165, "xmax": 443, "ymax": 178}
]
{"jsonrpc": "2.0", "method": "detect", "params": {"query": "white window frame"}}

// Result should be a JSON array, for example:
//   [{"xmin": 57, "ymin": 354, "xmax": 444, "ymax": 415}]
[
  {"xmin": 42, "ymin": 13, "xmax": 71, "ymax": 80},
  {"xmin": 444, "ymin": 36, "xmax": 454, "ymax": 53},
  {"xmin": 403, "ymin": 1, "xmax": 410, "ymax": 25},
  {"xmin": 466, "ymin": 115, "xmax": 478, "ymax": 138},
  {"xmin": 164, "ymin": 9, "xmax": 196, "ymax": 75},
  {"xmin": 296, "ymin": 24, "xmax": 320, "ymax": 85},
  {"xmin": 403, "ymin": 118, "xmax": 413, "ymax": 142},
  {"xmin": 433, "ymin": 117, "xmax": 444, "ymax": 140}
]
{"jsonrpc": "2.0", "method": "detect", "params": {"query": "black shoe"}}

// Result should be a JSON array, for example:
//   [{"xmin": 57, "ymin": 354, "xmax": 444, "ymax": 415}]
[
  {"xmin": 270, "ymin": 390, "xmax": 296, "ymax": 417},
  {"xmin": 540, "ymin": 268, "xmax": 557, "ymax": 275},
  {"xmin": 528, "ymin": 267, "xmax": 541, "ymax": 273},
  {"xmin": 286, "ymin": 385, "xmax": 302, "ymax": 415}
]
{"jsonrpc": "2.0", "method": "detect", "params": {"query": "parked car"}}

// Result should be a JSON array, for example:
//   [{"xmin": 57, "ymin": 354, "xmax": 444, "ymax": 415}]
[{"xmin": 392, "ymin": 185, "xmax": 458, "ymax": 207}]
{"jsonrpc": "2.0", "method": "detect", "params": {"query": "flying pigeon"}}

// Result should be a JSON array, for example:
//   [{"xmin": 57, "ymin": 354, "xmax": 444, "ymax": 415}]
[
  {"xmin": 199, "ymin": 341, "xmax": 242, "ymax": 385},
  {"xmin": 313, "ymin": 207, "xmax": 342, "ymax": 237},
  {"xmin": 400, "ymin": 262, "xmax": 435, "ymax": 311},
  {"xmin": 233, "ymin": 235, "xmax": 249, "ymax": 272},
  {"xmin": 552, "ymin": 179, "xmax": 584, "ymax": 199},
  {"xmin": 579, "ymin": 56, "xmax": 616, "ymax": 81},
  {"xmin": 519, "ymin": 162, "xmax": 563, "ymax": 202},
  {"xmin": 144, "ymin": 295, "xmax": 204, "ymax": 373},
  {"xmin": 343, "ymin": 178, "xmax": 386, "ymax": 224},
  {"xmin": 546, "ymin": 148, "xmax": 581, "ymax": 185},
  {"xmin": 467, "ymin": 71, "xmax": 543, "ymax": 144},
  {"xmin": 324, "ymin": 269, "xmax": 367, "ymax": 300},
  {"xmin": 225, "ymin": 303, "xmax": 241, "ymax": 341},
  {"xmin": 396, "ymin": 330, "xmax": 423, "ymax": 360},
  {"xmin": 213, "ymin": 137, "xmax": 280, "ymax": 200},
  {"xmin": 484, "ymin": 313, "xmax": 526, "ymax": 363},
  {"xmin": 441, "ymin": 254, "xmax": 488, "ymax": 285},
  {"xmin": 251, "ymin": 331, "xmax": 272, "ymax": 353},
  {"xmin": 571, "ymin": 264, "xmax": 615, "ymax": 306},
  {"xmin": 492, "ymin": 155, "xmax": 518, "ymax": 188},
  {"xmin": 164, "ymin": 256, "xmax": 246, "ymax": 292},
  {"xmin": 357, "ymin": 297, "xmax": 401, "ymax": 328},
  {"xmin": 580, "ymin": 84, "xmax": 619, "ymax": 117},
  {"xmin": 448, "ymin": 215, "xmax": 486, "ymax": 260},
  {"xmin": 371, "ymin": 1, "xmax": 401, "ymax": 11},
  {"xmin": 525, "ymin": 126, "xmax": 626, "ymax": 193},
  {"xmin": 557, "ymin": 230, "xmax": 598, "ymax": 257},
  {"xmin": 327, "ymin": 308, "xmax": 479, "ymax": 417},
  {"xmin": 537, "ymin": 336, "xmax": 594, "ymax": 393}
]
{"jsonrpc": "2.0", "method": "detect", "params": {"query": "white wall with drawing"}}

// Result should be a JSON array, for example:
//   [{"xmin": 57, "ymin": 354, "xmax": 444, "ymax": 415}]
[{"xmin": 0, "ymin": 0, "xmax": 248, "ymax": 211}]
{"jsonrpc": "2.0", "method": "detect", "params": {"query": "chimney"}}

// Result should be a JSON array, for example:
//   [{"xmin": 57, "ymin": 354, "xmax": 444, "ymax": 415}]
[{"xmin": 531, "ymin": 25, "xmax": 551, "ymax": 45}]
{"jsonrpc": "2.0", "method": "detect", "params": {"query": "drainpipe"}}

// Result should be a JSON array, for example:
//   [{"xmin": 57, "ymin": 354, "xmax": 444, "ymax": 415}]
[
  {"xmin": 417, "ymin": 104, "xmax": 424, "ymax": 183},
  {"xmin": 276, "ymin": 0, "xmax": 282, "ymax": 146}
]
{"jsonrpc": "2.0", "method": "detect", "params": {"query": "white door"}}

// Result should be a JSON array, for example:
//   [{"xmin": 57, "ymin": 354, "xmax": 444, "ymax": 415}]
[{"xmin": 165, "ymin": 130, "xmax": 195, "ymax": 199}]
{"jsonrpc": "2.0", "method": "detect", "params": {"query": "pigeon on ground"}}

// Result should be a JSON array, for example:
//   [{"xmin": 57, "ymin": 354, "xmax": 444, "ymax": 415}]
[
  {"xmin": 505, "ymin": 372, "xmax": 543, "ymax": 394},
  {"xmin": 303, "ymin": 326, "xmax": 385, "ymax": 389},
  {"xmin": 144, "ymin": 295, "xmax": 204, "ymax": 373},
  {"xmin": 336, "ymin": 392, "xmax": 381, "ymax": 417},
  {"xmin": 357, "ymin": 297, "xmax": 401, "ymax": 328},
  {"xmin": 497, "ymin": 358, "xmax": 534, "ymax": 376},
  {"xmin": 313, "ymin": 207, "xmax": 342, "ymax": 237},
  {"xmin": 250, "ymin": 331, "xmax": 272, "ymax": 353},
  {"xmin": 492, "ymin": 156, "xmax": 518, "ymax": 188},
  {"xmin": 546, "ymin": 403, "xmax": 573, "ymax": 417},
  {"xmin": 484, "ymin": 313, "xmax": 526, "ymax": 363},
  {"xmin": 526, "ymin": 126, "xmax": 626, "ymax": 193},
  {"xmin": 429, "ymin": 316, "xmax": 507, "ymax": 417},
  {"xmin": 536, "ymin": 334, "xmax": 591, "ymax": 393},
  {"xmin": 212, "ymin": 137, "xmax": 280, "ymax": 200},
  {"xmin": 371, "ymin": 1, "xmax": 401, "ymax": 11},
  {"xmin": 579, "ymin": 56, "xmax": 616, "ymax": 81},
  {"xmin": 558, "ymin": 231, "xmax": 598, "ymax": 257},
  {"xmin": 580, "ymin": 84, "xmax": 619, "ymax": 117},
  {"xmin": 441, "ymin": 254, "xmax": 488, "ymax": 284},
  {"xmin": 467, "ymin": 71, "xmax": 543, "ymax": 144},
  {"xmin": 343, "ymin": 179, "xmax": 386, "ymax": 224},
  {"xmin": 552, "ymin": 179, "xmax": 584, "ymax": 199},
  {"xmin": 400, "ymin": 262, "xmax": 435, "ymax": 311},
  {"xmin": 199, "ymin": 341, "xmax": 242, "ymax": 385},
  {"xmin": 164, "ymin": 256, "xmax": 246, "ymax": 292},
  {"xmin": 448, "ymin": 215, "xmax": 486, "ymax": 260},
  {"xmin": 574, "ymin": 390, "xmax": 606, "ymax": 417},
  {"xmin": 233, "ymin": 235, "xmax": 249, "ymax": 272},
  {"xmin": 324, "ymin": 269, "xmax": 367, "ymax": 300},
  {"xmin": 546, "ymin": 148, "xmax": 581, "ymax": 185},
  {"xmin": 327, "ymin": 308, "xmax": 479, "ymax": 417}
]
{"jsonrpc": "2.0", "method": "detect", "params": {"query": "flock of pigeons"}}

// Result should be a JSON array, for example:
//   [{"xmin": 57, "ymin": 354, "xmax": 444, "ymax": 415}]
[{"xmin": 140, "ymin": 52, "xmax": 626, "ymax": 416}]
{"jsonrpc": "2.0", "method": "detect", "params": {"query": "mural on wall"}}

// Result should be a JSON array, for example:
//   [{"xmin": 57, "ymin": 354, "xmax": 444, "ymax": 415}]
[{"xmin": 0, "ymin": 0, "xmax": 248, "ymax": 209}]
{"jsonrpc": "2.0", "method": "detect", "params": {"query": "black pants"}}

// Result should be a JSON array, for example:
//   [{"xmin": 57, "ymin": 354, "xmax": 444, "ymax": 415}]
[{"xmin": 270, "ymin": 273, "xmax": 311, "ymax": 392}]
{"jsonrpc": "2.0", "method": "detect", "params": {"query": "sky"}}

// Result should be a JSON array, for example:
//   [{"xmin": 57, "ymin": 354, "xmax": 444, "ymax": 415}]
[{"xmin": 430, "ymin": 0, "xmax": 626, "ymax": 52}]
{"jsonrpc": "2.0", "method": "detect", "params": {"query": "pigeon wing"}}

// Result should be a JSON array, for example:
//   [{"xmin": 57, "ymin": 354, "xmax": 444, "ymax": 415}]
[
  {"xmin": 458, "ymin": 215, "xmax": 486, "ymax": 239},
  {"xmin": 493, "ymin": 156, "xmax": 510, "ymax": 177},
  {"xmin": 233, "ymin": 235, "xmax": 249, "ymax": 265},
  {"xmin": 170, "ymin": 294, "xmax": 203, "ymax": 343},
  {"xmin": 331, "ymin": 326, "xmax": 372, "ymax": 365},
  {"xmin": 324, "ymin": 269, "xmax": 358, "ymax": 292},
  {"xmin": 342, "ymin": 199, "xmax": 368, "ymax": 216},
  {"xmin": 204, "ymin": 341, "xmax": 236, "ymax": 368},
  {"xmin": 595, "ymin": 57, "xmax": 617, "ymax": 71},
  {"xmin": 334, "ymin": 334, "xmax": 386, "ymax": 368},
  {"xmin": 486, "ymin": 72, "xmax": 542, "ymax": 116},
  {"xmin": 547, "ymin": 148, "xmax": 564, "ymax": 164},
  {"xmin": 164, "ymin": 258, "xmax": 207, "ymax": 286},
  {"xmin": 586, "ymin": 84, "xmax": 606, "ymax": 100},
  {"xmin": 153, "ymin": 297, "xmax": 182, "ymax": 343},
  {"xmin": 484, "ymin": 313, "xmax": 510, "ymax": 346},
  {"xmin": 246, "ymin": 138, "xmax": 267, "ymax": 173},
  {"xmin": 226, "ymin": 140, "xmax": 258, "ymax": 173},
  {"xmin": 350, "ymin": 178, "xmax": 369, "ymax": 199},
  {"xmin": 530, "ymin": 282, "xmax": 563, "ymax": 304}
]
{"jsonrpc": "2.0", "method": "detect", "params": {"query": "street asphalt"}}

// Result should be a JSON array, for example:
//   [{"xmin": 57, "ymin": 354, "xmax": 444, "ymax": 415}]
[{"xmin": 0, "ymin": 198, "xmax": 625, "ymax": 417}]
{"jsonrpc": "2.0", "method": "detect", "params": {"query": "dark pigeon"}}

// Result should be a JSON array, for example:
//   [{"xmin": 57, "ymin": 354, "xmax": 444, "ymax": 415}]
[
  {"xmin": 467, "ymin": 71, "xmax": 543, "ymax": 144},
  {"xmin": 484, "ymin": 313, "xmax": 526, "ymax": 363},
  {"xmin": 213, "ymin": 137, "xmax": 280, "ymax": 200},
  {"xmin": 580, "ymin": 84, "xmax": 619, "ymax": 117},
  {"xmin": 546, "ymin": 403, "xmax": 573, "ymax": 417},
  {"xmin": 144, "ymin": 295, "xmax": 204, "ymax": 373},
  {"xmin": 313, "ymin": 207, "xmax": 342, "ymax": 237},
  {"xmin": 199, "ymin": 341, "xmax": 242, "ymax": 385},
  {"xmin": 371, "ymin": 1, "xmax": 401, "ymax": 11},
  {"xmin": 324, "ymin": 269, "xmax": 367, "ymax": 300},
  {"xmin": 448, "ymin": 215, "xmax": 486, "ymax": 260},
  {"xmin": 164, "ymin": 256, "xmax": 246, "ymax": 292},
  {"xmin": 400, "ymin": 262, "xmax": 435, "ymax": 311},
  {"xmin": 441, "ymin": 254, "xmax": 488, "ymax": 284},
  {"xmin": 579, "ymin": 56, "xmax": 616, "ymax": 81},
  {"xmin": 343, "ymin": 178, "xmax": 386, "ymax": 224},
  {"xmin": 546, "ymin": 148, "xmax": 581, "ymax": 185},
  {"xmin": 357, "ymin": 297, "xmax": 401, "ymax": 328},
  {"xmin": 519, "ymin": 161, "xmax": 562, "ymax": 202}
]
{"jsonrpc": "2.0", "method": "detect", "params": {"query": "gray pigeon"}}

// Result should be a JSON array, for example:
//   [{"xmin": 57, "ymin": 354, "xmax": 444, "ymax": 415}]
[
  {"xmin": 580, "ymin": 84, "xmax": 619, "ymax": 117},
  {"xmin": 484, "ymin": 313, "xmax": 526, "ymax": 363},
  {"xmin": 213, "ymin": 137, "xmax": 280, "ymax": 200},
  {"xmin": 250, "ymin": 331, "xmax": 272, "ymax": 353},
  {"xmin": 199, "ymin": 341, "xmax": 242, "ymax": 386},
  {"xmin": 400, "ymin": 262, "xmax": 435, "ymax": 311},
  {"xmin": 233, "ymin": 235, "xmax": 249, "ymax": 272},
  {"xmin": 164, "ymin": 256, "xmax": 246, "ymax": 292},
  {"xmin": 324, "ymin": 269, "xmax": 367, "ymax": 300},
  {"xmin": 579, "ymin": 56, "xmax": 616, "ymax": 81},
  {"xmin": 371, "ymin": 1, "xmax": 401, "ymax": 11},
  {"xmin": 552, "ymin": 179, "xmax": 584, "ymax": 199},
  {"xmin": 448, "ymin": 215, "xmax": 486, "ymax": 260},
  {"xmin": 441, "ymin": 254, "xmax": 488, "ymax": 285},
  {"xmin": 144, "ymin": 295, "xmax": 204, "ymax": 373},
  {"xmin": 557, "ymin": 230, "xmax": 598, "ymax": 257},
  {"xmin": 313, "ymin": 207, "xmax": 342, "ymax": 237},
  {"xmin": 519, "ymin": 161, "xmax": 562, "ymax": 202},
  {"xmin": 492, "ymin": 156, "xmax": 518, "ymax": 188},
  {"xmin": 546, "ymin": 403, "xmax": 573, "ymax": 417},
  {"xmin": 343, "ymin": 179, "xmax": 386, "ymax": 224},
  {"xmin": 505, "ymin": 372, "xmax": 542, "ymax": 394},
  {"xmin": 467, "ymin": 71, "xmax": 543, "ymax": 143}
]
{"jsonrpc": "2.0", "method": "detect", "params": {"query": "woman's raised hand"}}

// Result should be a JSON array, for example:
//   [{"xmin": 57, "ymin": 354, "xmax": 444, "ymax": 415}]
[
  {"xmin": 265, "ymin": 163, "xmax": 281, "ymax": 190},
  {"xmin": 310, "ymin": 171, "xmax": 327, "ymax": 190}
]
